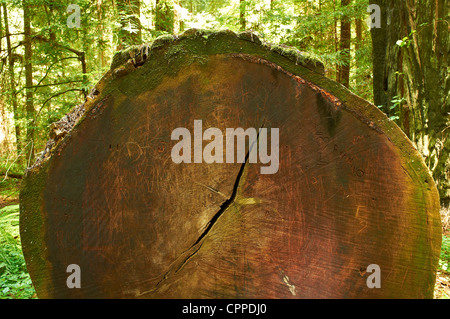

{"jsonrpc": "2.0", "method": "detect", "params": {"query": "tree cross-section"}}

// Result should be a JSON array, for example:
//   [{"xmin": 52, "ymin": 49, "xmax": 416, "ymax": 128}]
[{"xmin": 20, "ymin": 29, "xmax": 442, "ymax": 299}]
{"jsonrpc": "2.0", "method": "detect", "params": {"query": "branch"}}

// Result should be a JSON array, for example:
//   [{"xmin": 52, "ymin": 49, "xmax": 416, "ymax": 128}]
[
  {"xmin": 0, "ymin": 140, "xmax": 31, "ymax": 182},
  {"xmin": 23, "ymin": 80, "xmax": 83, "ymax": 89},
  {"xmin": 32, "ymin": 34, "xmax": 85, "ymax": 57},
  {"xmin": 35, "ymin": 88, "xmax": 84, "ymax": 121},
  {"xmin": 0, "ymin": 171, "xmax": 23, "ymax": 179},
  {"xmin": 0, "ymin": 32, "xmax": 25, "ymax": 39},
  {"xmin": 32, "ymin": 34, "xmax": 88, "ymax": 98},
  {"xmin": 0, "ymin": 42, "xmax": 24, "ymax": 56},
  {"xmin": 35, "ymin": 56, "xmax": 80, "ymax": 90}
]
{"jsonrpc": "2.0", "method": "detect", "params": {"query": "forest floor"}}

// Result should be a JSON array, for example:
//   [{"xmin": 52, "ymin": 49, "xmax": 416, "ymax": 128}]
[
  {"xmin": 435, "ymin": 207, "xmax": 450, "ymax": 299},
  {"xmin": 0, "ymin": 183, "xmax": 19, "ymax": 209},
  {"xmin": 0, "ymin": 197, "xmax": 18, "ymax": 209},
  {"xmin": 0, "ymin": 178, "xmax": 449, "ymax": 299}
]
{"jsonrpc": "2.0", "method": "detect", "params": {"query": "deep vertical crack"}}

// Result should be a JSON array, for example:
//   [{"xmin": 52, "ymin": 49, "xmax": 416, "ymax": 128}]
[
  {"xmin": 192, "ymin": 147, "xmax": 252, "ymax": 246},
  {"xmin": 173, "ymin": 125, "xmax": 264, "ymax": 272},
  {"xmin": 141, "ymin": 124, "xmax": 265, "ymax": 296},
  {"xmin": 189, "ymin": 123, "xmax": 265, "ymax": 248}
]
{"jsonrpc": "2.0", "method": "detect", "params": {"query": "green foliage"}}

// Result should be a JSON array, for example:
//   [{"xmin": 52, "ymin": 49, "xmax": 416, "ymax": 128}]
[
  {"xmin": 154, "ymin": 0, "xmax": 176, "ymax": 35},
  {"xmin": 396, "ymin": 29, "xmax": 418, "ymax": 48},
  {"xmin": 376, "ymin": 95, "xmax": 406, "ymax": 122},
  {"xmin": 0, "ymin": 204, "xmax": 36, "ymax": 299},
  {"xmin": 440, "ymin": 235, "xmax": 450, "ymax": 274},
  {"xmin": 389, "ymin": 95, "xmax": 406, "ymax": 121}
]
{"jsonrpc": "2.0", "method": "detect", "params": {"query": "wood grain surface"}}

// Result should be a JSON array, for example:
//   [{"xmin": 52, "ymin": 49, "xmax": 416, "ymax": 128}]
[{"xmin": 19, "ymin": 30, "xmax": 442, "ymax": 299}]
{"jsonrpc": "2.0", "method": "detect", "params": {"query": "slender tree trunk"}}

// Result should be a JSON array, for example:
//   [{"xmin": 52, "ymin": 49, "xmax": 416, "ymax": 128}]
[
  {"xmin": 371, "ymin": 0, "xmax": 450, "ymax": 204},
  {"xmin": 155, "ymin": 0, "xmax": 160, "ymax": 30},
  {"xmin": 0, "ymin": 6, "xmax": 5, "ymax": 154},
  {"xmin": 370, "ymin": 0, "xmax": 390, "ymax": 112},
  {"xmin": 97, "ymin": 0, "xmax": 107, "ymax": 69},
  {"xmin": 80, "ymin": 4, "xmax": 89, "ymax": 99},
  {"xmin": 155, "ymin": 0, "xmax": 174, "ymax": 33},
  {"xmin": 23, "ymin": 0, "xmax": 35, "ymax": 163},
  {"xmin": 354, "ymin": 17, "xmax": 362, "ymax": 73},
  {"xmin": 117, "ymin": 0, "xmax": 141, "ymax": 49},
  {"xmin": 239, "ymin": 0, "xmax": 246, "ymax": 31},
  {"xmin": 333, "ymin": 0, "xmax": 338, "ymax": 81},
  {"xmin": 355, "ymin": 17, "xmax": 362, "ymax": 51},
  {"xmin": 2, "ymin": 4, "xmax": 21, "ymax": 158},
  {"xmin": 175, "ymin": 0, "xmax": 184, "ymax": 33},
  {"xmin": 337, "ymin": 0, "xmax": 351, "ymax": 88},
  {"xmin": 0, "ymin": 5, "xmax": 2, "ymax": 53}
]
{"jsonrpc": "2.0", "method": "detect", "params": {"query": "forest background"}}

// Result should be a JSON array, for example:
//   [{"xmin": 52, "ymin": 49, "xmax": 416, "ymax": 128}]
[{"xmin": 0, "ymin": 0, "xmax": 448, "ymax": 298}]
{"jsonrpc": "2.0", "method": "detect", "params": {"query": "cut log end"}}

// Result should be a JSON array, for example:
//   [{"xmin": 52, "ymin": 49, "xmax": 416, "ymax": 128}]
[{"xmin": 20, "ymin": 29, "xmax": 442, "ymax": 299}]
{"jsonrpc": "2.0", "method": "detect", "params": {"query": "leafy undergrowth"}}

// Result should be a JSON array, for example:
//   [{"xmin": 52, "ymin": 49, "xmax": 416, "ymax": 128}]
[
  {"xmin": 434, "ymin": 235, "xmax": 450, "ymax": 299},
  {"xmin": 0, "ymin": 204, "xmax": 37, "ymax": 299}
]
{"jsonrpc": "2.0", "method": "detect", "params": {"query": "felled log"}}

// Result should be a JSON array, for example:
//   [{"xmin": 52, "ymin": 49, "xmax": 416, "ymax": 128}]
[
  {"xmin": 20, "ymin": 29, "xmax": 442, "ymax": 299},
  {"xmin": 0, "ymin": 170, "xmax": 23, "ymax": 179}
]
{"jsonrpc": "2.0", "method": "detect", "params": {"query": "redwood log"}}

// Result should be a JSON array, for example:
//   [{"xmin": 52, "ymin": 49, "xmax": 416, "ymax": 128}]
[{"xmin": 20, "ymin": 29, "xmax": 442, "ymax": 299}]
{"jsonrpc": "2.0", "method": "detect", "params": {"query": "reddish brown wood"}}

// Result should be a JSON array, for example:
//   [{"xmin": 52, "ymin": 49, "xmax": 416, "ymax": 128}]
[{"xmin": 20, "ymin": 30, "xmax": 442, "ymax": 299}]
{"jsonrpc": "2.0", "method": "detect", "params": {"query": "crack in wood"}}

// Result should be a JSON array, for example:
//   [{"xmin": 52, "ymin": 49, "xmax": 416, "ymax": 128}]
[{"xmin": 139, "ymin": 124, "xmax": 265, "ymax": 296}]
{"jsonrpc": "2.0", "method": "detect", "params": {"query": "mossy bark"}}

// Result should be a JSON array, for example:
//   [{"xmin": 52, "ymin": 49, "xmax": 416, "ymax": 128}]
[{"xmin": 371, "ymin": 0, "xmax": 449, "ymax": 204}]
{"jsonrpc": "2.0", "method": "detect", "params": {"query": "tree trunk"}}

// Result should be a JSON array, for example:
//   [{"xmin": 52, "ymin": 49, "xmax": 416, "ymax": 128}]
[
  {"xmin": 97, "ymin": 0, "xmax": 107, "ymax": 69},
  {"xmin": 239, "ymin": 0, "xmax": 246, "ymax": 31},
  {"xmin": 336, "ymin": 0, "xmax": 351, "ymax": 88},
  {"xmin": 116, "ymin": 0, "xmax": 141, "ymax": 49},
  {"xmin": 0, "ymin": 5, "xmax": 2, "ymax": 53},
  {"xmin": 3, "ymin": 4, "xmax": 21, "ymax": 158},
  {"xmin": 20, "ymin": 30, "xmax": 441, "ymax": 299},
  {"xmin": 175, "ymin": 0, "xmax": 184, "ymax": 33},
  {"xmin": 355, "ymin": 17, "xmax": 362, "ymax": 52},
  {"xmin": 332, "ymin": 0, "xmax": 338, "ymax": 81},
  {"xmin": 23, "ymin": 0, "xmax": 35, "ymax": 164},
  {"xmin": 371, "ymin": 0, "xmax": 449, "ymax": 204},
  {"xmin": 155, "ymin": 0, "xmax": 174, "ymax": 33}
]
